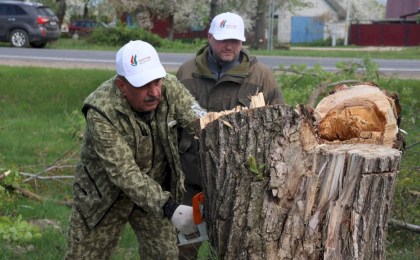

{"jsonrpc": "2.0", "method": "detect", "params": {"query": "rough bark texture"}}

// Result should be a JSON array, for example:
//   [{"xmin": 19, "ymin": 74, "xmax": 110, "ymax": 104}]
[{"xmin": 199, "ymin": 103, "xmax": 401, "ymax": 259}]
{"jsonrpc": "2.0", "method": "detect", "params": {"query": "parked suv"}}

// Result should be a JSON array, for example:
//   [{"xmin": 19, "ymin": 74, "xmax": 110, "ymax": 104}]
[{"xmin": 0, "ymin": 1, "xmax": 60, "ymax": 48}]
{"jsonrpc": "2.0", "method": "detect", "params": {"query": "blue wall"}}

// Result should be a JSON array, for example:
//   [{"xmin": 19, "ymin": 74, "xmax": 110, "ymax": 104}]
[{"xmin": 291, "ymin": 16, "xmax": 324, "ymax": 43}]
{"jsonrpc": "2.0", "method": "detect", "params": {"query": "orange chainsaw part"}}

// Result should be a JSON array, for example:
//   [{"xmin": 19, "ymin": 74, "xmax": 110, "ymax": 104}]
[{"xmin": 192, "ymin": 192, "xmax": 204, "ymax": 225}]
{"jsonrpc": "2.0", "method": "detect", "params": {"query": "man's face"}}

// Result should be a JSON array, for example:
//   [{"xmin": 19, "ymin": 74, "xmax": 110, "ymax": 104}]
[
  {"xmin": 116, "ymin": 77, "xmax": 162, "ymax": 112},
  {"xmin": 208, "ymin": 34, "xmax": 242, "ymax": 62}
]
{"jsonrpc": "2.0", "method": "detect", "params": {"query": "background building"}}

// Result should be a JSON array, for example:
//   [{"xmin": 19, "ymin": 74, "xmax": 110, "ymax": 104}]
[
  {"xmin": 350, "ymin": 0, "xmax": 420, "ymax": 46},
  {"xmin": 386, "ymin": 0, "xmax": 420, "ymax": 20},
  {"xmin": 275, "ymin": 0, "xmax": 385, "ymax": 45}
]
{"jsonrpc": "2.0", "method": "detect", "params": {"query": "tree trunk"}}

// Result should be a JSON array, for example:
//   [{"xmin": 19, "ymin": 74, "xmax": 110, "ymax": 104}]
[
  {"xmin": 167, "ymin": 14, "xmax": 174, "ymax": 40},
  {"xmin": 83, "ymin": 1, "xmax": 88, "ymax": 19},
  {"xmin": 209, "ymin": 0, "xmax": 219, "ymax": 21},
  {"xmin": 253, "ymin": 0, "xmax": 268, "ymax": 49},
  {"xmin": 198, "ymin": 84, "xmax": 402, "ymax": 259},
  {"xmin": 56, "ymin": 0, "xmax": 66, "ymax": 28}
]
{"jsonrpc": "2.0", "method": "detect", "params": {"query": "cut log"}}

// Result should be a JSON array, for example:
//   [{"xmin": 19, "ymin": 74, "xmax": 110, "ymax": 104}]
[{"xmin": 198, "ymin": 85, "xmax": 402, "ymax": 259}]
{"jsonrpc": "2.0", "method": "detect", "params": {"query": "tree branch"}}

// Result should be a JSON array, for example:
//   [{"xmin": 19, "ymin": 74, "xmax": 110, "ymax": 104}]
[
  {"xmin": 389, "ymin": 218, "xmax": 420, "ymax": 233},
  {"xmin": 22, "ymin": 144, "xmax": 79, "ymax": 183},
  {"xmin": 21, "ymin": 171, "xmax": 74, "ymax": 182},
  {"xmin": 408, "ymin": 190, "xmax": 420, "ymax": 197},
  {"xmin": 7, "ymin": 184, "xmax": 73, "ymax": 207},
  {"xmin": 0, "ymin": 170, "xmax": 11, "ymax": 181},
  {"xmin": 406, "ymin": 141, "xmax": 420, "ymax": 150},
  {"xmin": 11, "ymin": 185, "xmax": 43, "ymax": 201},
  {"xmin": 22, "ymin": 165, "xmax": 75, "ymax": 183},
  {"xmin": 273, "ymin": 67, "xmax": 319, "ymax": 77}
]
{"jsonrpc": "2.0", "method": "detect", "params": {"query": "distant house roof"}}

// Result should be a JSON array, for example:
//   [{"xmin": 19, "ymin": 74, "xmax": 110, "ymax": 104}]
[
  {"xmin": 386, "ymin": 0, "xmax": 420, "ymax": 20},
  {"xmin": 400, "ymin": 9, "xmax": 420, "ymax": 19},
  {"xmin": 325, "ymin": 0, "xmax": 346, "ymax": 20}
]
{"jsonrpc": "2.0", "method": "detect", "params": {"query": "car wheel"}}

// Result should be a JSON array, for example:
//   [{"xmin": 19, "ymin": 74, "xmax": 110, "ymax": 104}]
[
  {"xmin": 30, "ymin": 42, "xmax": 47, "ymax": 48},
  {"xmin": 10, "ymin": 29, "xmax": 29, "ymax": 47}
]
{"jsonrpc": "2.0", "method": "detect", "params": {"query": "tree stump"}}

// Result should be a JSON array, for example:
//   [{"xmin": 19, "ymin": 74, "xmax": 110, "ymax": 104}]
[
  {"xmin": 314, "ymin": 84, "xmax": 400, "ymax": 148},
  {"xmin": 198, "ymin": 84, "xmax": 402, "ymax": 259}
]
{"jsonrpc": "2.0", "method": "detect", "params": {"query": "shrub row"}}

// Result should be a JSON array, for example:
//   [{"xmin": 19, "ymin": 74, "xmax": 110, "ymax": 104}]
[{"xmin": 87, "ymin": 27, "xmax": 163, "ymax": 47}]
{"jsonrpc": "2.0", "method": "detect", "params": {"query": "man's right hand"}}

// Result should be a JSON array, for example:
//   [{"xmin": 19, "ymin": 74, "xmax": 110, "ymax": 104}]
[{"xmin": 171, "ymin": 205, "xmax": 198, "ymax": 235}]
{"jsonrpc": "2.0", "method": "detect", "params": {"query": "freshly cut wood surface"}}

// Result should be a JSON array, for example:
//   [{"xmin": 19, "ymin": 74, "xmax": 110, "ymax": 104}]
[
  {"xmin": 314, "ymin": 84, "xmax": 399, "ymax": 148},
  {"xmin": 199, "ymin": 92, "xmax": 266, "ymax": 129}
]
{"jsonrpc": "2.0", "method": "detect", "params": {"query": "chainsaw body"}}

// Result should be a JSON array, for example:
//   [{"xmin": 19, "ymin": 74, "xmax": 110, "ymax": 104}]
[{"xmin": 178, "ymin": 192, "xmax": 208, "ymax": 246}]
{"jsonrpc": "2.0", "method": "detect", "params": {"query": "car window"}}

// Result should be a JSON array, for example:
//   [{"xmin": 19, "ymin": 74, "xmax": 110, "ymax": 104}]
[
  {"xmin": 0, "ymin": 4, "xmax": 6, "ymax": 15},
  {"xmin": 15, "ymin": 5, "xmax": 26, "ymax": 15},
  {"xmin": 0, "ymin": 4, "xmax": 27, "ymax": 15},
  {"xmin": 37, "ymin": 7, "xmax": 55, "ymax": 16}
]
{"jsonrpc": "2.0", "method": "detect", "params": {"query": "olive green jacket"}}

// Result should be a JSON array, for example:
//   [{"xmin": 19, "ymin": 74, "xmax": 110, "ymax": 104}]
[
  {"xmin": 73, "ymin": 74, "xmax": 205, "ymax": 229},
  {"xmin": 176, "ymin": 45, "xmax": 284, "ymax": 112}
]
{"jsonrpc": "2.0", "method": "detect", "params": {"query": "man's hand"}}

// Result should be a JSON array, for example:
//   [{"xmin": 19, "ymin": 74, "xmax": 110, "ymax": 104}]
[{"xmin": 171, "ymin": 205, "xmax": 198, "ymax": 235}]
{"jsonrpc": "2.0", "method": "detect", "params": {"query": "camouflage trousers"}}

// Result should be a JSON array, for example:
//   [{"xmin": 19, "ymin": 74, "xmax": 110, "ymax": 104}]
[{"xmin": 65, "ymin": 193, "xmax": 178, "ymax": 260}]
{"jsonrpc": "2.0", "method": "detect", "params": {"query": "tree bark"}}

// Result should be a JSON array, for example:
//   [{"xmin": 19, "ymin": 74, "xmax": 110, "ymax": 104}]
[
  {"xmin": 56, "ymin": 0, "xmax": 66, "ymax": 28},
  {"xmin": 253, "ymin": 0, "xmax": 268, "ymax": 49},
  {"xmin": 167, "ymin": 14, "xmax": 174, "ymax": 40},
  {"xmin": 209, "ymin": 0, "xmax": 219, "ymax": 21},
  {"xmin": 83, "ymin": 1, "xmax": 89, "ymax": 19},
  {"xmin": 198, "ymin": 85, "xmax": 402, "ymax": 259}
]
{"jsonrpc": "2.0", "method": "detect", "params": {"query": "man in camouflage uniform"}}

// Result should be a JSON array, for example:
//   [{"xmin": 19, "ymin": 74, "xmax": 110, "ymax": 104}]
[
  {"xmin": 176, "ymin": 12, "xmax": 285, "ymax": 257},
  {"xmin": 65, "ymin": 40, "xmax": 207, "ymax": 260}
]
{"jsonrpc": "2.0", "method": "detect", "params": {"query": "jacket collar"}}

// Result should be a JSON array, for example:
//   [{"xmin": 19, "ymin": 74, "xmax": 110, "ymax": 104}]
[{"xmin": 193, "ymin": 45, "xmax": 251, "ymax": 78}]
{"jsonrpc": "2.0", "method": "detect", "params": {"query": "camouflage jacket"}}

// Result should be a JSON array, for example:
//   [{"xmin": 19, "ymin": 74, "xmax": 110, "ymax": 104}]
[{"xmin": 73, "ymin": 74, "xmax": 205, "ymax": 229}]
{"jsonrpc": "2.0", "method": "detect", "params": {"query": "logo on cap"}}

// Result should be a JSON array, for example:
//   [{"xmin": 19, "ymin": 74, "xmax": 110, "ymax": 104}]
[
  {"xmin": 219, "ymin": 19, "xmax": 238, "ymax": 30},
  {"xmin": 130, "ymin": 55, "xmax": 138, "ymax": 67}
]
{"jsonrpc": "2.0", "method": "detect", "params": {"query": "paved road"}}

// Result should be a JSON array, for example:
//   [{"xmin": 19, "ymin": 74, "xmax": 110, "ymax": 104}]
[{"xmin": 0, "ymin": 47, "xmax": 419, "ymax": 78}]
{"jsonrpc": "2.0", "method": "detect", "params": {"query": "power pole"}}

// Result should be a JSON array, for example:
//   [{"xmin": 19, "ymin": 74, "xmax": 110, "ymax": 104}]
[
  {"xmin": 344, "ymin": 0, "xmax": 351, "ymax": 46},
  {"xmin": 267, "ymin": 0, "xmax": 275, "ymax": 51}
]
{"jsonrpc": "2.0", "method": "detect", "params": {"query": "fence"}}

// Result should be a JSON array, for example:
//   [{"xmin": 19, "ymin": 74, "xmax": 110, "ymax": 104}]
[{"xmin": 349, "ymin": 22, "xmax": 420, "ymax": 46}]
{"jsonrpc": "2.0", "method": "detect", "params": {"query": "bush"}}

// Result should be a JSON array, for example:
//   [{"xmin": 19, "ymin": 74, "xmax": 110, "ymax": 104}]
[{"xmin": 87, "ymin": 27, "xmax": 163, "ymax": 47}]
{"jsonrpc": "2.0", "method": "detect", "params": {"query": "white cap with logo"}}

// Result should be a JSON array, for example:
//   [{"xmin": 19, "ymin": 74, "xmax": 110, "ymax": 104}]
[
  {"xmin": 208, "ymin": 12, "xmax": 246, "ymax": 42},
  {"xmin": 115, "ymin": 40, "xmax": 166, "ymax": 87}
]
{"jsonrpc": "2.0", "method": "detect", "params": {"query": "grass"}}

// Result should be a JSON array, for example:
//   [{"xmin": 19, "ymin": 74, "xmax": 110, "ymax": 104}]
[
  {"xmin": 0, "ymin": 197, "xmax": 70, "ymax": 259},
  {"xmin": 0, "ymin": 60, "xmax": 418, "ymax": 259},
  {"xmin": 0, "ymin": 67, "xmax": 114, "ymax": 166}
]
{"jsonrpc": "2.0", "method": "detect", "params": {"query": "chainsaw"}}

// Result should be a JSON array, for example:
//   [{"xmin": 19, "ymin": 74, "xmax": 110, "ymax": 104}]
[{"xmin": 178, "ymin": 192, "xmax": 208, "ymax": 246}]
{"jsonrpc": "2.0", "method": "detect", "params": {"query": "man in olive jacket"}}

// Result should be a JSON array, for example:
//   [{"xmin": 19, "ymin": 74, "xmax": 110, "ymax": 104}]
[
  {"xmin": 65, "ymin": 40, "xmax": 207, "ymax": 260},
  {"xmin": 176, "ymin": 12, "xmax": 285, "ymax": 257}
]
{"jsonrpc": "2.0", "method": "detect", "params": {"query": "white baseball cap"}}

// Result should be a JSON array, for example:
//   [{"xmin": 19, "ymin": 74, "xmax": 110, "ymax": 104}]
[
  {"xmin": 208, "ymin": 12, "xmax": 246, "ymax": 42},
  {"xmin": 115, "ymin": 40, "xmax": 166, "ymax": 87}
]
